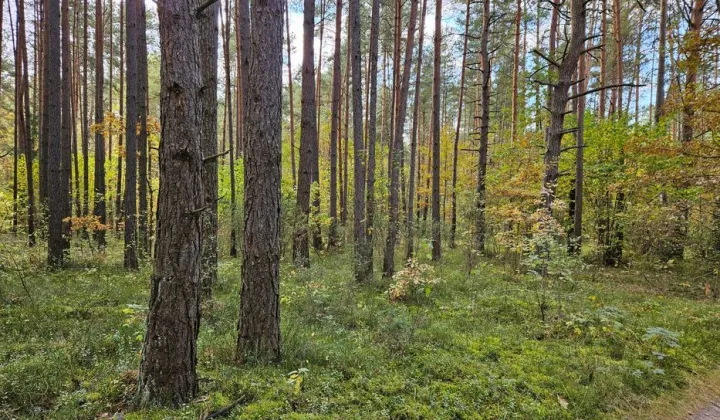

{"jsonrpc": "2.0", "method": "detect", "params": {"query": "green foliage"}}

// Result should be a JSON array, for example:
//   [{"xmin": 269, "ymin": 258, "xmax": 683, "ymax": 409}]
[{"xmin": 1, "ymin": 240, "xmax": 719, "ymax": 418}]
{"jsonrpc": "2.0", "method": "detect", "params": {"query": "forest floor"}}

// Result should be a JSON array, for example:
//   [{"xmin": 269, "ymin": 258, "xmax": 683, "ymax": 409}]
[{"xmin": 0, "ymin": 235, "xmax": 719, "ymax": 419}]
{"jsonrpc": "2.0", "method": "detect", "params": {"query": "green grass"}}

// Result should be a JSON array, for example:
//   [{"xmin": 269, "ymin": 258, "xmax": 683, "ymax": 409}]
[{"xmin": 1, "ymin": 236, "xmax": 719, "ymax": 419}]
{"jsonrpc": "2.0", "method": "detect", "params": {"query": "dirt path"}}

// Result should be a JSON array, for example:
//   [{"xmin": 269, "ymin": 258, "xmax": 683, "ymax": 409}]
[
  {"xmin": 691, "ymin": 401, "xmax": 720, "ymax": 420},
  {"xmin": 624, "ymin": 368, "xmax": 720, "ymax": 419}
]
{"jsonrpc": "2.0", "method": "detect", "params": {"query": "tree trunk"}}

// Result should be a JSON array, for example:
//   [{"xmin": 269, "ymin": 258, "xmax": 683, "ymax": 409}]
[
  {"xmin": 123, "ymin": 0, "xmax": 138, "ymax": 270},
  {"xmin": 655, "ymin": 0, "xmax": 666, "ymax": 123},
  {"xmin": 328, "ymin": 0, "xmax": 342, "ymax": 247},
  {"xmin": 611, "ymin": 0, "xmax": 623, "ymax": 118},
  {"xmin": 350, "ymin": 0, "xmax": 369, "ymax": 281},
  {"xmin": 285, "ymin": 0, "xmax": 296, "ymax": 189},
  {"xmin": 383, "ymin": 0, "xmax": 419, "ymax": 276},
  {"xmin": 236, "ymin": 0, "xmax": 283, "ymax": 363},
  {"xmin": 365, "ymin": 0, "xmax": 380, "ymax": 274},
  {"xmin": 46, "ymin": 0, "xmax": 64, "ymax": 264},
  {"xmin": 225, "ymin": 0, "xmax": 238, "ymax": 259},
  {"xmin": 430, "ymin": 0, "xmax": 442, "ymax": 261},
  {"xmin": 93, "ymin": 0, "xmax": 106, "ymax": 248},
  {"xmin": 200, "ymin": 0, "xmax": 219, "ymax": 297},
  {"xmin": 681, "ymin": 0, "xmax": 705, "ymax": 143},
  {"xmin": 81, "ymin": 0, "xmax": 89, "ymax": 216},
  {"xmin": 138, "ymin": 0, "xmax": 204, "ymax": 405},
  {"xmin": 449, "ymin": 0, "xmax": 470, "ymax": 249},
  {"xmin": 475, "ymin": 0, "xmax": 491, "ymax": 253},
  {"xmin": 572, "ymin": 37, "xmax": 588, "ymax": 254},
  {"xmin": 406, "ymin": 0, "xmax": 426, "ymax": 260},
  {"xmin": 236, "ymin": 0, "xmax": 250, "ymax": 156},
  {"xmin": 541, "ymin": 0, "xmax": 586, "ymax": 209},
  {"xmin": 61, "ymin": 0, "xmax": 72, "ymax": 247},
  {"xmin": 137, "ymin": 0, "xmax": 149, "ymax": 255},
  {"xmin": 510, "ymin": 0, "xmax": 521, "ymax": 143},
  {"xmin": 599, "ymin": 0, "xmax": 607, "ymax": 119},
  {"xmin": 293, "ymin": 0, "xmax": 317, "ymax": 267},
  {"xmin": 115, "ymin": 2, "xmax": 124, "ymax": 233}
]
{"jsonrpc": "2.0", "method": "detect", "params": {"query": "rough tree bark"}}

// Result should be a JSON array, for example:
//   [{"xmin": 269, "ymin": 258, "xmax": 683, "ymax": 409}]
[
  {"xmin": 138, "ymin": 0, "xmax": 205, "ymax": 405},
  {"xmin": 540, "ymin": 0, "xmax": 586, "ymax": 209},
  {"xmin": 123, "ymin": 0, "xmax": 138, "ymax": 270},
  {"xmin": 61, "ymin": 0, "xmax": 72, "ymax": 247},
  {"xmin": 138, "ymin": 0, "xmax": 149, "ymax": 255},
  {"xmin": 236, "ymin": 0, "xmax": 283, "ymax": 363},
  {"xmin": 430, "ymin": 0, "xmax": 442, "ymax": 261},
  {"xmin": 17, "ymin": 0, "xmax": 35, "ymax": 246},
  {"xmin": 93, "ymin": 0, "xmax": 106, "ymax": 248},
  {"xmin": 350, "ymin": 0, "xmax": 369, "ymax": 281},
  {"xmin": 293, "ymin": 0, "xmax": 316, "ymax": 267},
  {"xmin": 200, "ymin": 0, "xmax": 219, "ymax": 297}
]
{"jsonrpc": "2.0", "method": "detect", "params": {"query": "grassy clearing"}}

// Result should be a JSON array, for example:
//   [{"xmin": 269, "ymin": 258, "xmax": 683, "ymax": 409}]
[{"xmin": 0, "ymin": 237, "xmax": 719, "ymax": 419}]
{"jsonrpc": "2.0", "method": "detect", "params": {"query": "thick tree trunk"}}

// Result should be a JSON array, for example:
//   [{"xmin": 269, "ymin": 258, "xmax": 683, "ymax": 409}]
[
  {"xmin": 138, "ymin": 0, "xmax": 204, "ymax": 405},
  {"xmin": 350, "ymin": 0, "xmax": 369, "ymax": 281},
  {"xmin": 406, "ymin": 0, "xmax": 426, "ymax": 260},
  {"xmin": 293, "ymin": 0, "xmax": 317, "ymax": 267},
  {"xmin": 200, "ymin": 0, "xmax": 219, "ymax": 297},
  {"xmin": 328, "ymin": 0, "xmax": 343, "ymax": 247},
  {"xmin": 383, "ymin": 0, "xmax": 419, "ymax": 276},
  {"xmin": 541, "ymin": 0, "xmax": 586, "ymax": 209},
  {"xmin": 430, "ymin": 0, "xmax": 442, "ymax": 261},
  {"xmin": 236, "ymin": 0, "xmax": 283, "ymax": 363},
  {"xmin": 123, "ymin": 0, "xmax": 138, "ymax": 270},
  {"xmin": 93, "ymin": 0, "xmax": 106, "ymax": 248}
]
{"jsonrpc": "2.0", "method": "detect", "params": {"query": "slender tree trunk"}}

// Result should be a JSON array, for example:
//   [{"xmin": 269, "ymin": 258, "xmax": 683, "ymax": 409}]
[
  {"xmin": 611, "ymin": 0, "xmax": 623, "ymax": 118},
  {"xmin": 681, "ymin": 0, "xmax": 705, "ymax": 143},
  {"xmin": 137, "ymin": 0, "xmax": 149, "ymax": 255},
  {"xmin": 61, "ymin": 0, "xmax": 72, "ymax": 247},
  {"xmin": 123, "ymin": 0, "xmax": 138, "ymax": 270},
  {"xmin": 93, "ymin": 0, "xmax": 106, "ymax": 248},
  {"xmin": 599, "ymin": 0, "xmax": 607, "ymax": 118},
  {"xmin": 510, "ymin": 0, "xmax": 521, "ymax": 143},
  {"xmin": 341, "ymin": 23, "xmax": 350, "ymax": 227},
  {"xmin": 138, "ymin": 0, "xmax": 204, "ymax": 404},
  {"xmin": 572, "ymin": 37, "xmax": 588, "ymax": 254},
  {"xmin": 449, "ymin": 0, "xmax": 470, "ymax": 249},
  {"xmin": 285, "ymin": 0, "xmax": 296, "ymax": 189},
  {"xmin": 430, "ymin": 0, "xmax": 442, "ymax": 261},
  {"xmin": 236, "ymin": 0, "xmax": 283, "ymax": 363},
  {"xmin": 350, "ymin": 0, "xmax": 369, "ymax": 281},
  {"xmin": 108, "ymin": 0, "xmax": 113, "ymax": 164},
  {"xmin": 655, "ymin": 0, "xmax": 666, "ymax": 123},
  {"xmin": 236, "ymin": 0, "xmax": 250, "ymax": 156},
  {"xmin": 225, "ymin": 0, "xmax": 238, "ymax": 259},
  {"xmin": 365, "ymin": 0, "xmax": 380, "ymax": 274},
  {"xmin": 200, "ymin": 0, "xmax": 219, "ymax": 297},
  {"xmin": 475, "ymin": 0, "xmax": 491, "ymax": 253},
  {"xmin": 328, "ymin": 0, "xmax": 343, "ymax": 247},
  {"xmin": 17, "ymin": 0, "xmax": 36, "ymax": 246},
  {"xmin": 293, "ymin": 0, "xmax": 317, "ymax": 267},
  {"xmin": 406, "ymin": 0, "xmax": 426, "ymax": 260},
  {"xmin": 47, "ymin": 0, "xmax": 64, "ymax": 264},
  {"xmin": 81, "ymin": 0, "xmax": 89, "ymax": 216},
  {"xmin": 39, "ymin": 0, "xmax": 49, "ymax": 210},
  {"xmin": 115, "ymin": 2, "xmax": 124, "ymax": 232},
  {"xmin": 383, "ymin": 0, "xmax": 419, "ymax": 276}
]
